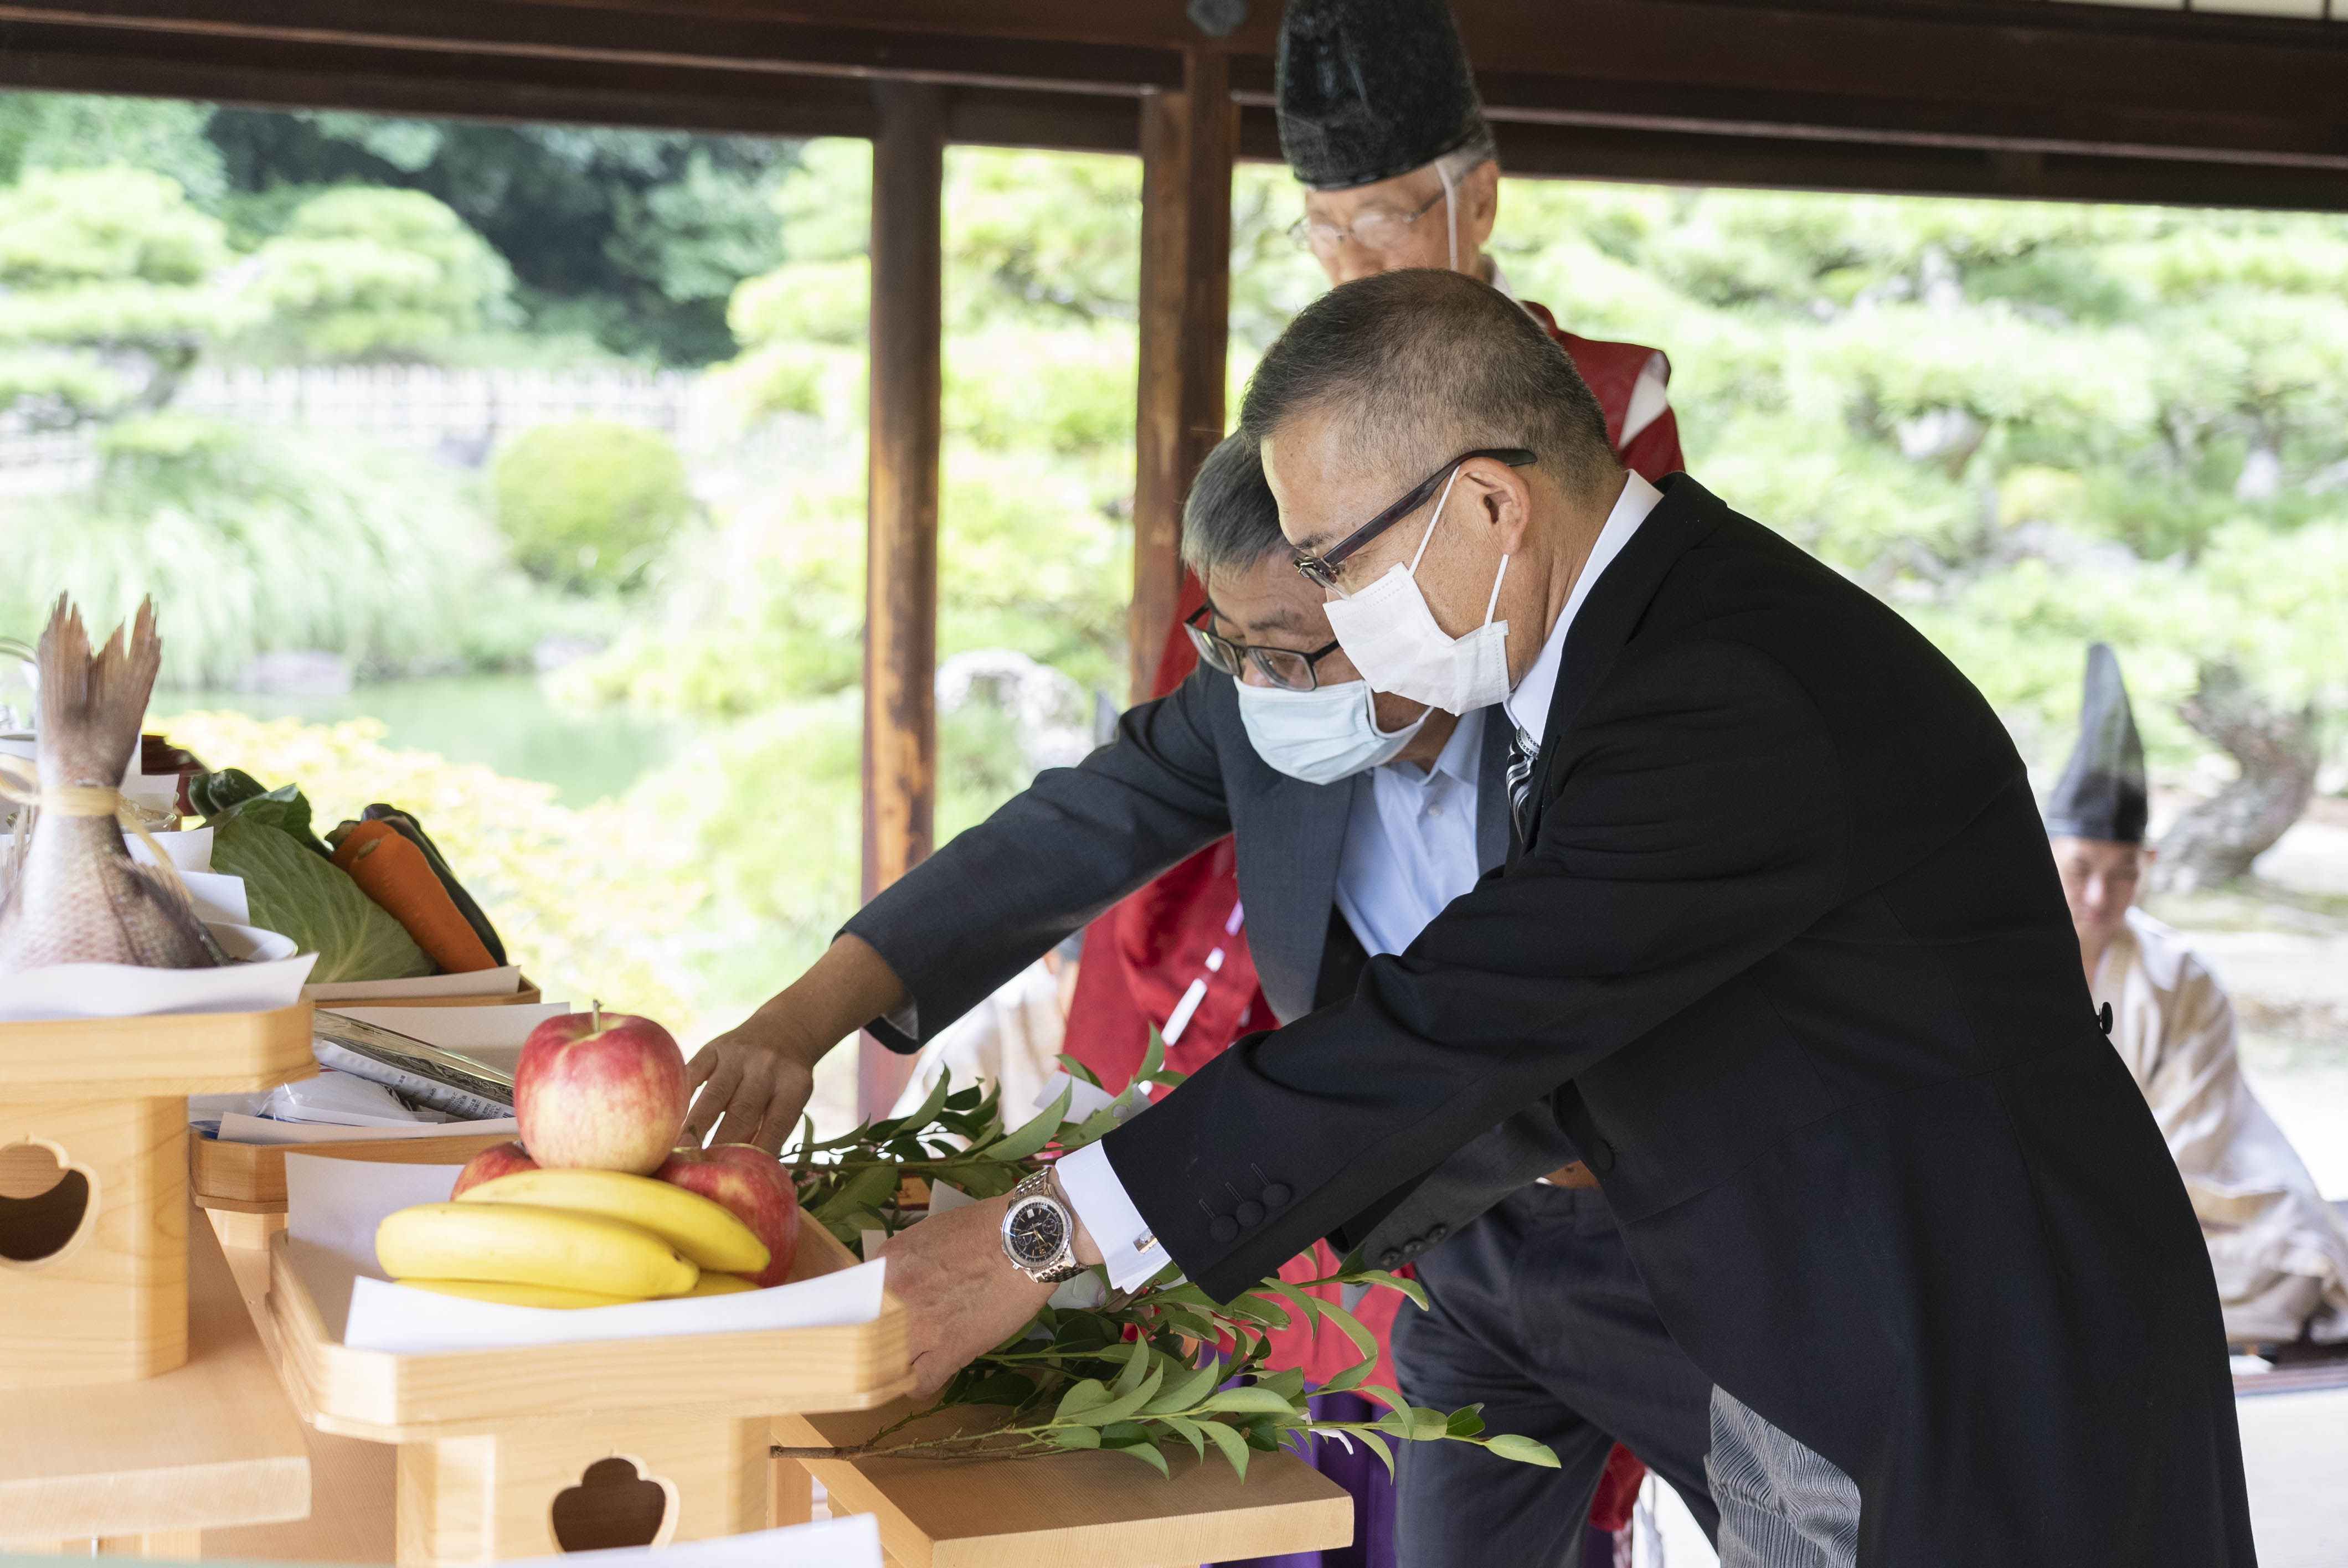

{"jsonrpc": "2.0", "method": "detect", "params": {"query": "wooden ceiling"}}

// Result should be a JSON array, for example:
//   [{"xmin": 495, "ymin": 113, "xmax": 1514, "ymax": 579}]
[{"xmin": 1, "ymin": 0, "xmax": 2345, "ymax": 208}]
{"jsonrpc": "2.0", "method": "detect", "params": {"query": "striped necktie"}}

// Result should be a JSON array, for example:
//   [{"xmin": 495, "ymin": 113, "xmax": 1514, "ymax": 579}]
[{"xmin": 1506, "ymin": 723, "xmax": 1540, "ymax": 842}]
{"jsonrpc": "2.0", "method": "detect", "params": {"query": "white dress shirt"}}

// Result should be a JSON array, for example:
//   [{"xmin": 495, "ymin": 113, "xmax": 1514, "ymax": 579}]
[{"xmin": 1058, "ymin": 473, "xmax": 1666, "ymax": 1290}]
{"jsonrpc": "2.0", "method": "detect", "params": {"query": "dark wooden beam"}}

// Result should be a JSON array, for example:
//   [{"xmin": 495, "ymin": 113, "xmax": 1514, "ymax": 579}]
[
  {"xmin": 859, "ymin": 78, "xmax": 943, "ymax": 1119},
  {"xmin": 1130, "ymin": 47, "xmax": 1233, "ymax": 704}
]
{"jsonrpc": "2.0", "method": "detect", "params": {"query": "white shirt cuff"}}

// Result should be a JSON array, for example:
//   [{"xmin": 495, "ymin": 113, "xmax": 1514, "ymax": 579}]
[{"xmin": 1054, "ymin": 1140, "xmax": 1170, "ymax": 1292}]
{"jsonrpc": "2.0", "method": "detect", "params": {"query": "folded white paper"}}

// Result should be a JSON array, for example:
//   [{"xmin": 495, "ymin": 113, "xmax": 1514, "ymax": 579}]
[
  {"xmin": 0, "ymin": 923, "xmax": 314, "ymax": 1020},
  {"xmin": 500, "ymin": 1518, "xmax": 881, "ymax": 1568},
  {"xmin": 305, "ymin": 964, "xmax": 525, "ymax": 1003},
  {"xmin": 285, "ymin": 1154, "xmax": 887, "ymax": 1353},
  {"xmin": 218, "ymin": 1112, "xmax": 517, "ymax": 1146},
  {"xmin": 126, "ymin": 824, "xmax": 214, "ymax": 873},
  {"xmin": 173, "ymin": 871, "xmax": 249, "ymax": 926}
]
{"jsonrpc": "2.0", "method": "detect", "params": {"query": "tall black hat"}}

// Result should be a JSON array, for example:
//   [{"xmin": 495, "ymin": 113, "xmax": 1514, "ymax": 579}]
[
  {"xmin": 1275, "ymin": 0, "xmax": 1492, "ymax": 191},
  {"xmin": 2045, "ymin": 643, "xmax": 2148, "ymax": 844}
]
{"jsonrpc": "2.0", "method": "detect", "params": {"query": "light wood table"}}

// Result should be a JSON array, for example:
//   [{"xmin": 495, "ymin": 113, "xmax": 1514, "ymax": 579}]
[
  {"xmin": 774, "ymin": 1400, "xmax": 1355, "ymax": 1567},
  {"xmin": 0, "ymin": 1209, "xmax": 311, "ymax": 1557}
]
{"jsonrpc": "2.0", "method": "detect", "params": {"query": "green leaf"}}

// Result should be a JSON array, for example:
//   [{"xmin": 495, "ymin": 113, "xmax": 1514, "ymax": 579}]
[
  {"xmin": 1316, "ymin": 1358, "xmax": 1372, "ymax": 1395},
  {"xmin": 1352, "ymin": 1427, "xmax": 1396, "ymax": 1477},
  {"xmin": 1355, "ymin": 1269, "xmax": 1430, "ymax": 1311},
  {"xmin": 1057, "ymin": 1102, "xmax": 1123, "ymax": 1154},
  {"xmin": 1196, "ymin": 1418, "xmax": 1251, "ymax": 1481},
  {"xmin": 1312, "ymin": 1296, "xmax": 1379, "ymax": 1361},
  {"xmin": 1081, "ymin": 1366, "xmax": 1165, "ymax": 1426},
  {"xmin": 1049, "ymin": 1425, "xmax": 1101, "ymax": 1450},
  {"xmin": 1444, "ymin": 1406, "xmax": 1486, "ymax": 1438},
  {"xmin": 1098, "ymin": 1420, "xmax": 1154, "ymax": 1447},
  {"xmin": 1257, "ymin": 1366, "xmax": 1305, "ymax": 1404},
  {"xmin": 1137, "ymin": 1025, "xmax": 1167, "ymax": 1084},
  {"xmin": 1405, "ymin": 1407, "xmax": 1450, "ymax": 1441},
  {"xmin": 1264, "ymin": 1278, "xmax": 1321, "ymax": 1332},
  {"xmin": 1198, "ymin": 1386, "xmax": 1299, "ymax": 1416},
  {"xmin": 986, "ymin": 1084, "xmax": 1071, "ymax": 1163},
  {"xmin": 1109, "ymin": 1438, "xmax": 1171, "ymax": 1478},
  {"xmin": 1359, "ymin": 1384, "xmax": 1407, "ymax": 1416},
  {"xmin": 1055, "ymin": 1378, "xmax": 1112, "ymax": 1421},
  {"xmin": 1141, "ymin": 1360, "xmax": 1222, "ymax": 1416},
  {"xmin": 895, "ymin": 1067, "xmax": 955, "ymax": 1141},
  {"xmin": 1484, "ymin": 1433, "xmax": 1562, "ymax": 1468},
  {"xmin": 1156, "ymin": 1414, "xmax": 1208, "ymax": 1458},
  {"xmin": 1054, "ymin": 1053, "xmax": 1104, "ymax": 1089},
  {"xmin": 1108, "ymin": 1339, "xmax": 1152, "ymax": 1397}
]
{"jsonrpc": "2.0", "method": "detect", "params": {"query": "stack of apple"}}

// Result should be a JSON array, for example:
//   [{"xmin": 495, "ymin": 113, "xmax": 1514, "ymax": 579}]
[{"xmin": 374, "ymin": 1010, "xmax": 801, "ymax": 1309}]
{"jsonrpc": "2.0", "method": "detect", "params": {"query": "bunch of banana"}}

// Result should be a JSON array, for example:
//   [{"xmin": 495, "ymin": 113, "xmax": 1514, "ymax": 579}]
[{"xmin": 375, "ymin": 1168, "xmax": 770, "ymax": 1308}]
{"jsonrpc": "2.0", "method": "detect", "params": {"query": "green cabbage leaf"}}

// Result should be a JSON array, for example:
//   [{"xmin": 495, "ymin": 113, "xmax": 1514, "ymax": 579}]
[{"xmin": 210, "ymin": 816, "xmax": 432, "ymax": 983}]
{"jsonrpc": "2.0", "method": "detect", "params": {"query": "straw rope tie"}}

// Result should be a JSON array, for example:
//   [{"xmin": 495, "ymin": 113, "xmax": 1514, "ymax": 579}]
[{"xmin": 0, "ymin": 755, "xmax": 196, "ymax": 907}]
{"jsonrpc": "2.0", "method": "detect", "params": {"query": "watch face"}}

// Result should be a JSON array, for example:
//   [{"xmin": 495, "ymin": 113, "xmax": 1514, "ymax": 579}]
[{"xmin": 1006, "ymin": 1198, "xmax": 1069, "ymax": 1268}]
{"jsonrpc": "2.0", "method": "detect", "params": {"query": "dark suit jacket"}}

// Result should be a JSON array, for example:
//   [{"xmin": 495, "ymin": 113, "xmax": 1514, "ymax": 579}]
[
  {"xmin": 1098, "ymin": 476, "xmax": 2253, "ymax": 1565},
  {"xmin": 848, "ymin": 659, "xmax": 1583, "ymax": 1253}
]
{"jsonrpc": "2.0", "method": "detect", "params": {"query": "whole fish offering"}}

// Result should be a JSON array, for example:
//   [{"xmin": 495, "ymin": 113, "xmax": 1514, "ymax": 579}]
[{"xmin": 0, "ymin": 597, "xmax": 224, "ymax": 973}]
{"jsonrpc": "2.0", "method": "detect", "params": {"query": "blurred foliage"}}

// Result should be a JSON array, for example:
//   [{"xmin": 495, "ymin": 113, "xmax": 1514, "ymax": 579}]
[
  {"xmin": 239, "ymin": 186, "xmax": 518, "ymax": 360},
  {"xmin": 153, "ymin": 710, "xmax": 699, "ymax": 1029},
  {"xmin": 0, "ymin": 416, "xmax": 539, "ymax": 686},
  {"xmin": 207, "ymin": 110, "xmax": 796, "ymax": 365},
  {"xmin": 493, "ymin": 418, "xmax": 694, "ymax": 592}
]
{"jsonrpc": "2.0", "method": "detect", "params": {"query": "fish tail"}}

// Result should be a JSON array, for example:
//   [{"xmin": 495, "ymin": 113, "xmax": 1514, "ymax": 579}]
[{"xmin": 37, "ymin": 596, "xmax": 161, "ymax": 790}]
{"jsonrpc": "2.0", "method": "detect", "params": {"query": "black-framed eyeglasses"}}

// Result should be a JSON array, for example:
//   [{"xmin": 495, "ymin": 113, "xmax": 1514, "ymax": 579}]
[
  {"xmin": 1185, "ymin": 602, "xmax": 1343, "ymax": 692},
  {"xmin": 1291, "ymin": 448, "xmax": 1537, "ymax": 592},
  {"xmin": 1287, "ymin": 185, "xmax": 1449, "ymax": 256}
]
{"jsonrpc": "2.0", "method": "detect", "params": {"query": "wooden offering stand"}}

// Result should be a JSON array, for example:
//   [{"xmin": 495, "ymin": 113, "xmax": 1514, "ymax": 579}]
[
  {"xmin": 2, "ymin": 1004, "xmax": 315, "ymax": 1388},
  {"xmin": 0, "ymin": 1206, "xmax": 311, "ymax": 1555},
  {"xmin": 192, "ymin": 1132, "xmax": 516, "ymax": 1252},
  {"xmin": 260, "ymin": 1210, "xmax": 913, "ymax": 1565},
  {"xmin": 773, "ymin": 1401, "xmax": 1355, "ymax": 1567}
]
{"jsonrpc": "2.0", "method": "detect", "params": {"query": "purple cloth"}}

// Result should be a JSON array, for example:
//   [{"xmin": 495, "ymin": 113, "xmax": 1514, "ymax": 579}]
[{"xmin": 1214, "ymin": 1390, "xmax": 1396, "ymax": 1568}]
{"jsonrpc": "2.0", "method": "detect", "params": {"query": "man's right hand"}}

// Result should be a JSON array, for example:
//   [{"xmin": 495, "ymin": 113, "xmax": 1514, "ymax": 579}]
[{"xmin": 680, "ymin": 933, "xmax": 910, "ymax": 1153}]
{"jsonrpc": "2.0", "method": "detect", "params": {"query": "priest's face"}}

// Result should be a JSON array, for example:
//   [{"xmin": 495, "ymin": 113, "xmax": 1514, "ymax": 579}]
[
  {"xmin": 2051, "ymin": 836, "xmax": 2147, "ymax": 952},
  {"xmin": 1299, "ymin": 159, "xmax": 1500, "ymax": 285}
]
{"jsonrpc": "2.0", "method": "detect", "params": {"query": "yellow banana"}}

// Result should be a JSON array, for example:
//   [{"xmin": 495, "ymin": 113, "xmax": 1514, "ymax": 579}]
[
  {"xmin": 400, "ymin": 1277, "xmax": 646, "ymax": 1309},
  {"xmin": 456, "ymin": 1168, "xmax": 770, "ymax": 1275},
  {"xmin": 377, "ymin": 1202, "xmax": 698, "ymax": 1298},
  {"xmin": 671, "ymin": 1272, "xmax": 758, "ymax": 1298}
]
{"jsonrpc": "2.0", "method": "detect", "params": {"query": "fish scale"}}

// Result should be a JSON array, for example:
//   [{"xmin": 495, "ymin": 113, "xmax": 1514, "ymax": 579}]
[{"xmin": 0, "ymin": 597, "xmax": 220, "ymax": 973}]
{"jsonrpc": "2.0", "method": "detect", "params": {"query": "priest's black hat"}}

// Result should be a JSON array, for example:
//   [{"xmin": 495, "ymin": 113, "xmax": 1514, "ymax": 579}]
[
  {"xmin": 2046, "ymin": 643, "xmax": 2148, "ymax": 844},
  {"xmin": 1276, "ymin": 0, "xmax": 1493, "ymax": 190}
]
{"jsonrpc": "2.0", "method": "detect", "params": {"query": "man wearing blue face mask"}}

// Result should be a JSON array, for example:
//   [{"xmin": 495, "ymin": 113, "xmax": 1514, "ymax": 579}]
[{"xmin": 691, "ymin": 430, "xmax": 1721, "ymax": 1565}]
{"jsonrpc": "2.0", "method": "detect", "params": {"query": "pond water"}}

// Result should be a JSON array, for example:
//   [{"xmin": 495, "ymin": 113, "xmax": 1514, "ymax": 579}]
[{"xmin": 155, "ymin": 673, "xmax": 686, "ymax": 807}]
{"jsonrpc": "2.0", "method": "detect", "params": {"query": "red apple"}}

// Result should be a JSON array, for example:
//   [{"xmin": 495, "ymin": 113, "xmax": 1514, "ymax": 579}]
[
  {"xmin": 450, "ymin": 1140, "xmax": 537, "ymax": 1199},
  {"xmin": 657, "ymin": 1144, "xmax": 801, "ymax": 1287},
  {"xmin": 514, "ymin": 1012, "xmax": 687, "ymax": 1174}
]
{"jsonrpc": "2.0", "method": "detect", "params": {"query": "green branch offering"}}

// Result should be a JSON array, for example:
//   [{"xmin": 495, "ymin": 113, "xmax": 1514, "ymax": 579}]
[{"xmin": 775, "ymin": 1031, "xmax": 1560, "ymax": 1481}]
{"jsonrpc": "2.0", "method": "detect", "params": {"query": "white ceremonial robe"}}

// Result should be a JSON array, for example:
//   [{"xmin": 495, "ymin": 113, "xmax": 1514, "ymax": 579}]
[
  {"xmin": 889, "ymin": 958, "xmax": 1064, "ymax": 1123},
  {"xmin": 2094, "ymin": 907, "xmax": 2348, "ymax": 1344}
]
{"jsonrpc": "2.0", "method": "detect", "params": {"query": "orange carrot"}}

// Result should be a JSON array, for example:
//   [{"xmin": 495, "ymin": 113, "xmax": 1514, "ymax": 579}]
[{"xmin": 331, "ymin": 820, "xmax": 498, "ymax": 973}]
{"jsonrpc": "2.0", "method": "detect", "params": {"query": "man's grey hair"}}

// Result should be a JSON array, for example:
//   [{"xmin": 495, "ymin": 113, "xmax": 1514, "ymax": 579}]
[
  {"xmin": 1180, "ymin": 432, "xmax": 1288, "ymax": 576},
  {"xmin": 1237, "ymin": 268, "xmax": 1618, "ymax": 502}
]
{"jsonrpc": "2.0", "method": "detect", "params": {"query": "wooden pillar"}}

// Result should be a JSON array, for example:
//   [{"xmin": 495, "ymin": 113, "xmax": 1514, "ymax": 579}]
[
  {"xmin": 1131, "ymin": 48, "xmax": 1236, "ymax": 703},
  {"xmin": 860, "ymin": 80, "xmax": 944, "ymax": 1120}
]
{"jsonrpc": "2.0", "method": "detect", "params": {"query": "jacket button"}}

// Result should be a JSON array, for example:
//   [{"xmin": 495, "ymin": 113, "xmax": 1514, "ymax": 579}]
[
  {"xmin": 1427, "ymin": 1223, "xmax": 1449, "ymax": 1242},
  {"xmin": 1590, "ymin": 1139, "xmax": 1616, "ymax": 1173},
  {"xmin": 1378, "ymin": 1248, "xmax": 1402, "ymax": 1268},
  {"xmin": 1402, "ymin": 1238, "xmax": 1424, "ymax": 1258},
  {"xmin": 1261, "ymin": 1184, "xmax": 1291, "ymax": 1208},
  {"xmin": 1210, "ymin": 1216, "xmax": 1239, "ymax": 1243},
  {"xmin": 1235, "ymin": 1201, "xmax": 1264, "ymax": 1227}
]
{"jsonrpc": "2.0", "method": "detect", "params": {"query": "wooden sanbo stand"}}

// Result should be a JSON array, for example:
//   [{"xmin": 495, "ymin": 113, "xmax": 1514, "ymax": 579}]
[{"xmin": 2, "ymin": 1004, "xmax": 315, "ymax": 1387}]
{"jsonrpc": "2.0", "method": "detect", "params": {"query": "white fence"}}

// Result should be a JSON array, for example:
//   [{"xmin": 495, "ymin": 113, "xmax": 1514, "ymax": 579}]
[{"xmin": 0, "ymin": 365, "xmax": 720, "ymax": 485}]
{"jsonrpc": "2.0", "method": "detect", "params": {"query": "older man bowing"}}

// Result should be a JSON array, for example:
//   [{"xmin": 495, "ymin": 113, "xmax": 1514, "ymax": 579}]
[{"xmin": 879, "ymin": 269, "xmax": 2252, "ymax": 1567}]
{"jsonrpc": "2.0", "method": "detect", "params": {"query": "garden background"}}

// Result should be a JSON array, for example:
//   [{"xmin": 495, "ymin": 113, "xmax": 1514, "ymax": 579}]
[{"xmin": 2, "ymin": 91, "xmax": 2343, "ymax": 1165}]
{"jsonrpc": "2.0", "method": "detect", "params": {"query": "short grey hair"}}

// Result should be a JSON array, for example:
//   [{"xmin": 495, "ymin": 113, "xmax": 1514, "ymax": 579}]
[
  {"xmin": 1180, "ymin": 432, "xmax": 1287, "ymax": 576},
  {"xmin": 1238, "ymin": 267, "xmax": 1618, "ymax": 501}
]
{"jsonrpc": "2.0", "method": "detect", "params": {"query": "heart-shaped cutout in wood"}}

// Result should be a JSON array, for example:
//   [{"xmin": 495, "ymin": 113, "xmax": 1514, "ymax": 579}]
[
  {"xmin": 549, "ymin": 1456, "xmax": 674, "ymax": 1553},
  {"xmin": 0, "ymin": 1140, "xmax": 95, "ymax": 1266}
]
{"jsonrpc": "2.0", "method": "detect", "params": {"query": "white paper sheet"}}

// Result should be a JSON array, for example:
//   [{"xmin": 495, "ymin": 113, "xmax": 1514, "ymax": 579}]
[
  {"xmin": 499, "ymin": 1518, "xmax": 881, "ymax": 1568},
  {"xmin": 217, "ymin": 1112, "xmax": 518, "ymax": 1146},
  {"xmin": 305, "ymin": 964, "xmax": 525, "ymax": 1003},
  {"xmin": 0, "ymin": 922, "xmax": 314, "ymax": 1020},
  {"xmin": 323, "ymin": 1002, "xmax": 567, "ymax": 1077},
  {"xmin": 126, "ymin": 824, "xmax": 214, "ymax": 873},
  {"xmin": 285, "ymin": 1153, "xmax": 888, "ymax": 1353},
  {"xmin": 1031, "ymin": 1069, "xmax": 1144, "ymax": 1124}
]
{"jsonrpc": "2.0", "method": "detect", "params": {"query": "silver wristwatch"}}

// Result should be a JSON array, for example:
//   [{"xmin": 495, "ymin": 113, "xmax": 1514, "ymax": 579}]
[{"xmin": 1000, "ymin": 1168, "xmax": 1088, "ymax": 1284}]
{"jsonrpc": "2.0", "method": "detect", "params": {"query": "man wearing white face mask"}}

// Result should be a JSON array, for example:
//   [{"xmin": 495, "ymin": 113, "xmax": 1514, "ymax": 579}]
[{"xmin": 686, "ymin": 431, "xmax": 1721, "ymax": 1565}]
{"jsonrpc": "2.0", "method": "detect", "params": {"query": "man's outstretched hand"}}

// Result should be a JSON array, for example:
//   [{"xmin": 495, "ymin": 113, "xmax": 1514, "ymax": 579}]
[
  {"xmin": 682, "ymin": 933, "xmax": 910, "ymax": 1153},
  {"xmin": 881, "ymin": 1194, "xmax": 1057, "ymax": 1398}
]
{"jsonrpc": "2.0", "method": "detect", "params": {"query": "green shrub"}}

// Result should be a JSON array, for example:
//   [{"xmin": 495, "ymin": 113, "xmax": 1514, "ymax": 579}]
[{"xmin": 493, "ymin": 418, "xmax": 692, "ymax": 592}]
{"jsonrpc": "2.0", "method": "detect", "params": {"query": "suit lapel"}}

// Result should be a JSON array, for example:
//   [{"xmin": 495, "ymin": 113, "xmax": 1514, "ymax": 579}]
[
  {"xmin": 1238, "ymin": 768, "xmax": 1362, "ymax": 1017},
  {"xmin": 1515, "ymin": 476, "xmax": 1727, "ymax": 854}
]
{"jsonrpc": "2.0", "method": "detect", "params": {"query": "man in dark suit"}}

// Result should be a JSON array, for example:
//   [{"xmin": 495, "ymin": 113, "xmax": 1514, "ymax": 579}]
[
  {"xmin": 689, "ymin": 431, "xmax": 1721, "ymax": 1563},
  {"xmin": 871, "ymin": 269, "xmax": 2254, "ymax": 1565}
]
